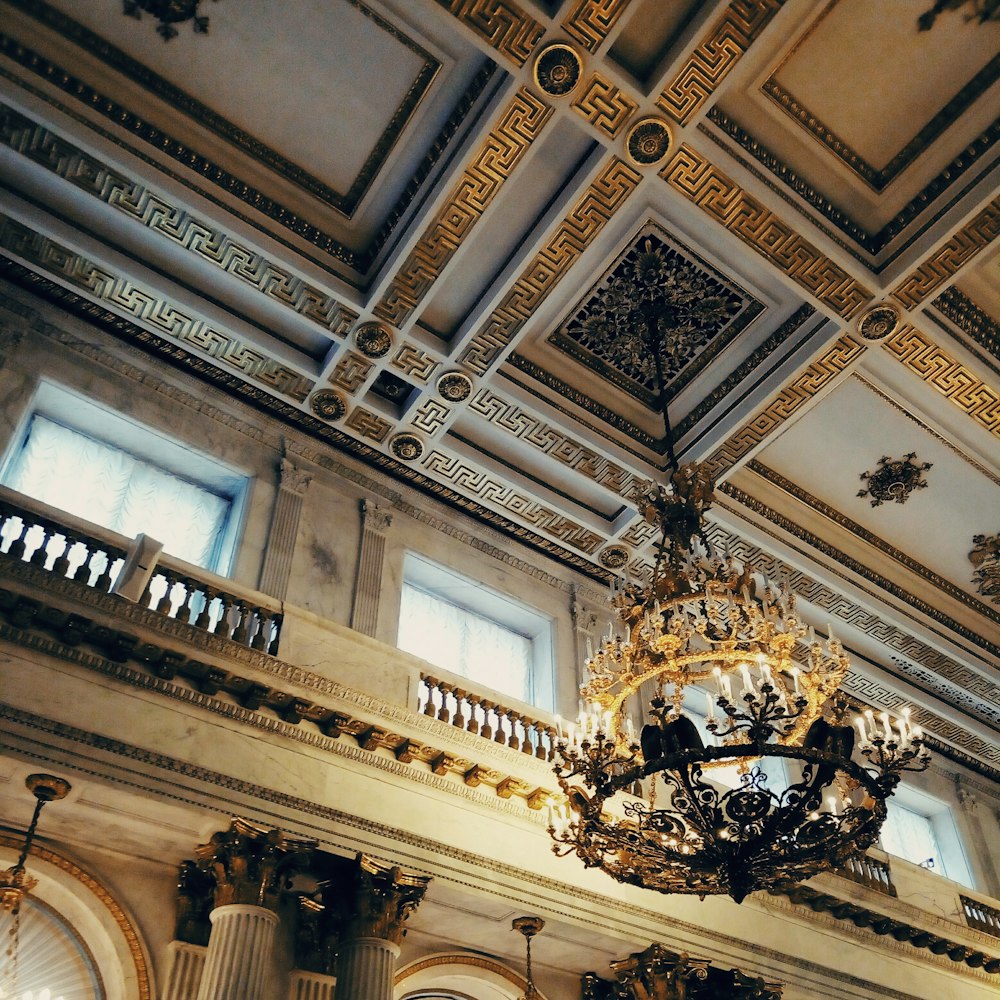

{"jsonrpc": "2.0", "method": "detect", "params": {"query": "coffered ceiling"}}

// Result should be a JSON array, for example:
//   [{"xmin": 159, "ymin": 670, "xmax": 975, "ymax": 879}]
[{"xmin": 0, "ymin": 0, "xmax": 997, "ymax": 777}]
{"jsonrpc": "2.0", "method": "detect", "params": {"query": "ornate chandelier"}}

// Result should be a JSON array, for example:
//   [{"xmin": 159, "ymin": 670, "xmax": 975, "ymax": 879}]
[{"xmin": 546, "ymin": 268, "xmax": 930, "ymax": 903}]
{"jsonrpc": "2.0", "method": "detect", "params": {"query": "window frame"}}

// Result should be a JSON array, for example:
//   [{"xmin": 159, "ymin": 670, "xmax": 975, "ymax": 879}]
[
  {"xmin": 397, "ymin": 552, "xmax": 555, "ymax": 710},
  {"xmin": 1, "ymin": 380, "xmax": 249, "ymax": 576}
]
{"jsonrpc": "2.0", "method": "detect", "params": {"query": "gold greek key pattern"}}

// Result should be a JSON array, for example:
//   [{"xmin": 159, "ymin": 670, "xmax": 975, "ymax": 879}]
[
  {"xmin": 461, "ymin": 158, "xmax": 642, "ymax": 375},
  {"xmin": 374, "ymin": 88, "xmax": 552, "ymax": 328},
  {"xmin": 434, "ymin": 0, "xmax": 545, "ymax": 66},
  {"xmin": 620, "ymin": 518, "xmax": 658, "ymax": 548},
  {"xmin": 0, "ymin": 215, "xmax": 313, "ymax": 400},
  {"xmin": 329, "ymin": 352, "xmax": 373, "ymax": 393},
  {"xmin": 705, "ymin": 334, "xmax": 864, "ymax": 476},
  {"xmin": 391, "ymin": 343, "xmax": 440, "ymax": 383},
  {"xmin": 656, "ymin": 0, "xmax": 784, "ymax": 125},
  {"xmin": 571, "ymin": 73, "xmax": 639, "ymax": 138},
  {"xmin": 422, "ymin": 450, "xmax": 605, "ymax": 552},
  {"xmin": 410, "ymin": 398, "xmax": 453, "ymax": 436},
  {"xmin": 562, "ymin": 0, "xmax": 631, "ymax": 53},
  {"xmin": 345, "ymin": 407, "xmax": 392, "ymax": 442},
  {"xmin": 661, "ymin": 146, "xmax": 873, "ymax": 318},
  {"xmin": 883, "ymin": 326, "xmax": 1000, "ymax": 437},
  {"xmin": 891, "ymin": 198, "xmax": 1000, "ymax": 309},
  {"xmin": 468, "ymin": 390, "xmax": 640, "ymax": 496},
  {"xmin": 0, "ymin": 104, "xmax": 358, "ymax": 336}
]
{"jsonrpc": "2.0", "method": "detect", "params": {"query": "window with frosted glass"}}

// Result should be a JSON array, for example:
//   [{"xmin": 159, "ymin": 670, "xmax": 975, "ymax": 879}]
[
  {"xmin": 4, "ymin": 414, "xmax": 234, "ymax": 572},
  {"xmin": 880, "ymin": 802, "xmax": 943, "ymax": 872}
]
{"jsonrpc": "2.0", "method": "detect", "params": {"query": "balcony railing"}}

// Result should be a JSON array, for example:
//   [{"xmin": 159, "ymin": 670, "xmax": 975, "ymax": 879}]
[
  {"xmin": 0, "ymin": 486, "xmax": 281, "ymax": 654},
  {"xmin": 838, "ymin": 853, "xmax": 897, "ymax": 896},
  {"xmin": 962, "ymin": 895, "xmax": 1000, "ymax": 938}
]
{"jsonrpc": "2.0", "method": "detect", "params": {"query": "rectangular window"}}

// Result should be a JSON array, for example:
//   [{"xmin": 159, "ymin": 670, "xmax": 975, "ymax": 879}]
[
  {"xmin": 397, "ymin": 554, "xmax": 553, "ymax": 709},
  {"xmin": 880, "ymin": 793, "xmax": 974, "ymax": 886},
  {"xmin": 1, "ymin": 383, "xmax": 247, "ymax": 575}
]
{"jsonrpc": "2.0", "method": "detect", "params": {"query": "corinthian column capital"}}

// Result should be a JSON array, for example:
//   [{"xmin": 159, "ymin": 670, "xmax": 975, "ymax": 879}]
[{"xmin": 344, "ymin": 854, "xmax": 430, "ymax": 945}]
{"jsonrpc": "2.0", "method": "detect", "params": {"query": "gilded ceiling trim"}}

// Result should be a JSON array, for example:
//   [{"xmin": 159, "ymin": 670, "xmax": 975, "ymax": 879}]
[
  {"xmin": 461, "ymin": 157, "xmax": 643, "ymax": 375},
  {"xmin": 882, "ymin": 325, "xmax": 1000, "ymax": 438},
  {"xmin": 420, "ymin": 447, "xmax": 606, "ymax": 554},
  {"xmin": 466, "ymin": 388, "xmax": 642, "ymax": 498},
  {"xmin": 0, "ymin": 258, "xmax": 613, "ymax": 582},
  {"xmin": 571, "ymin": 72, "xmax": 639, "ymax": 138},
  {"xmin": 761, "ymin": 50, "xmax": 1000, "ymax": 192},
  {"xmin": 892, "ymin": 198, "xmax": 1000, "ymax": 309},
  {"xmin": 704, "ymin": 516, "xmax": 1000, "ymax": 739},
  {"xmin": 396, "ymin": 954, "xmax": 526, "ymax": 990},
  {"xmin": 703, "ymin": 110, "xmax": 1000, "ymax": 258},
  {"xmin": 660, "ymin": 145, "xmax": 874, "ymax": 318},
  {"xmin": 0, "ymin": 216, "xmax": 315, "ymax": 401},
  {"xmin": 852, "ymin": 374, "xmax": 1000, "ymax": 487},
  {"xmin": 704, "ymin": 333, "xmax": 864, "ymax": 477},
  {"xmin": 10, "ymin": 0, "xmax": 441, "ymax": 217},
  {"xmin": 434, "ymin": 0, "xmax": 545, "ymax": 66},
  {"xmin": 0, "ymin": 832, "xmax": 152, "ymax": 1000},
  {"xmin": 2, "ymin": 703, "xmax": 986, "ymax": 994},
  {"xmin": 562, "ymin": 0, "xmax": 631, "ymax": 53},
  {"xmin": 655, "ymin": 0, "xmax": 785, "ymax": 126},
  {"xmin": 749, "ymin": 460, "xmax": 1000, "ymax": 626},
  {"xmin": 0, "ymin": 104, "xmax": 360, "ymax": 337},
  {"xmin": 718, "ymin": 481, "xmax": 1000, "ymax": 662},
  {"xmin": 374, "ymin": 87, "xmax": 553, "ymax": 329},
  {"xmin": 932, "ymin": 286, "xmax": 1000, "ymax": 363},
  {"xmin": 0, "ymin": 35, "xmax": 498, "ymax": 276}
]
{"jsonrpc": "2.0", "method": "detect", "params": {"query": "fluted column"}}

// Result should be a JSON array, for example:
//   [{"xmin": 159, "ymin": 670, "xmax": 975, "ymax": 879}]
[
  {"xmin": 197, "ymin": 905, "xmax": 278, "ymax": 1000},
  {"xmin": 259, "ymin": 457, "xmax": 312, "ymax": 598},
  {"xmin": 333, "ymin": 854, "xmax": 430, "ymax": 1000},
  {"xmin": 350, "ymin": 500, "xmax": 393, "ymax": 638},
  {"xmin": 160, "ymin": 942, "xmax": 206, "ymax": 1000}
]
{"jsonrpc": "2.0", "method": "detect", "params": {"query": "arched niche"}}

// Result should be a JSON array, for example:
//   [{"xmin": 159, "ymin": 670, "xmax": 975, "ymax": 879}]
[
  {"xmin": 0, "ymin": 835, "xmax": 153, "ymax": 1000},
  {"xmin": 395, "ymin": 953, "xmax": 547, "ymax": 1000}
]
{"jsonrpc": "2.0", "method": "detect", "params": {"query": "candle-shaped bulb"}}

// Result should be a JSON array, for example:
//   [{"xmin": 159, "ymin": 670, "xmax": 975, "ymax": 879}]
[
  {"xmin": 705, "ymin": 689, "xmax": 716, "ymax": 722},
  {"xmin": 790, "ymin": 665, "xmax": 801, "ymax": 694}
]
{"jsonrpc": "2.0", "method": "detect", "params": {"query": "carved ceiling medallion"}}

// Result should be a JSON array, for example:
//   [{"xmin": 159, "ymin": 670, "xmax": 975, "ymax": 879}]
[
  {"xmin": 123, "ymin": 0, "xmax": 216, "ymax": 40},
  {"xmin": 436, "ymin": 371, "xmax": 474, "ymax": 402},
  {"xmin": 625, "ymin": 118, "xmax": 673, "ymax": 166},
  {"xmin": 856, "ymin": 302, "xmax": 901, "ymax": 342},
  {"xmin": 390, "ymin": 433, "xmax": 424, "ymax": 462},
  {"xmin": 969, "ymin": 533, "xmax": 1000, "ymax": 604},
  {"xmin": 598, "ymin": 544, "xmax": 630, "ymax": 570},
  {"xmin": 549, "ymin": 224, "xmax": 759, "ymax": 408},
  {"xmin": 857, "ymin": 453, "xmax": 932, "ymax": 507},
  {"xmin": 533, "ymin": 43, "xmax": 583, "ymax": 97},
  {"xmin": 355, "ymin": 323, "xmax": 393, "ymax": 359},
  {"xmin": 310, "ymin": 390, "xmax": 347, "ymax": 422}
]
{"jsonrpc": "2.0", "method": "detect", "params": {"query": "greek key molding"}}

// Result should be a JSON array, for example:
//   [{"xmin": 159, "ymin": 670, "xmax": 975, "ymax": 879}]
[
  {"xmin": 705, "ymin": 334, "xmax": 865, "ymax": 477},
  {"xmin": 661, "ymin": 145, "xmax": 873, "ymax": 318},
  {"xmin": 571, "ymin": 73, "xmax": 638, "ymax": 138},
  {"xmin": 461, "ymin": 157, "xmax": 642, "ymax": 375},
  {"xmin": 434, "ymin": 0, "xmax": 545, "ymax": 66},
  {"xmin": 345, "ymin": 406, "xmax": 392, "ymax": 443},
  {"xmin": 421, "ymin": 449, "xmax": 605, "ymax": 553},
  {"xmin": 0, "ymin": 216, "xmax": 314, "ymax": 401},
  {"xmin": 0, "ymin": 832, "xmax": 151, "ymax": 1000},
  {"xmin": 892, "ymin": 198, "xmax": 1000, "ymax": 309},
  {"xmin": 329, "ymin": 352, "xmax": 374, "ymax": 394},
  {"xmin": 374, "ymin": 87, "xmax": 553, "ymax": 328},
  {"xmin": 391, "ymin": 343, "xmax": 440, "ymax": 383},
  {"xmin": 561, "ymin": 0, "xmax": 631, "ymax": 53},
  {"xmin": 883, "ymin": 326, "xmax": 1000, "ymax": 438},
  {"xmin": 656, "ymin": 0, "xmax": 784, "ymax": 125},
  {"xmin": 0, "ymin": 104, "xmax": 359, "ymax": 336}
]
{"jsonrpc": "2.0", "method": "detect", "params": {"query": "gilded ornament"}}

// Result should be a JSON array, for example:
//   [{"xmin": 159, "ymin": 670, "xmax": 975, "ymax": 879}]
[
  {"xmin": 857, "ymin": 453, "xmax": 932, "ymax": 506},
  {"xmin": 598, "ymin": 544, "xmax": 630, "ymax": 569},
  {"xmin": 533, "ymin": 43, "xmax": 584, "ymax": 97},
  {"xmin": 355, "ymin": 322, "xmax": 393, "ymax": 358},
  {"xmin": 122, "ymin": 0, "xmax": 214, "ymax": 40},
  {"xmin": 969, "ymin": 533, "xmax": 1000, "ymax": 605},
  {"xmin": 390, "ymin": 433, "xmax": 424, "ymax": 462},
  {"xmin": 625, "ymin": 118, "xmax": 673, "ymax": 166},
  {"xmin": 857, "ymin": 303, "xmax": 901, "ymax": 342},
  {"xmin": 310, "ymin": 390, "xmax": 347, "ymax": 422},
  {"xmin": 436, "ymin": 371, "xmax": 474, "ymax": 402}
]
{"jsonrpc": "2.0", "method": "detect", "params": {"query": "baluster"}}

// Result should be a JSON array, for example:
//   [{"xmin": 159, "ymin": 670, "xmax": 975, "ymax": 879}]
[
  {"xmin": 520, "ymin": 717, "xmax": 534, "ymax": 754},
  {"xmin": 421, "ymin": 677, "xmax": 437, "ymax": 717},
  {"xmin": 93, "ymin": 550, "xmax": 117, "ymax": 591},
  {"xmin": 231, "ymin": 601, "xmax": 253, "ymax": 644},
  {"xmin": 479, "ymin": 701, "xmax": 493, "ymax": 740},
  {"xmin": 546, "ymin": 725, "xmax": 558, "ymax": 762},
  {"xmin": 140, "ymin": 571, "xmax": 161, "ymax": 610},
  {"xmin": 251, "ymin": 609, "xmax": 274, "ymax": 650},
  {"xmin": 465, "ymin": 694, "xmax": 481, "ymax": 736},
  {"xmin": 194, "ymin": 587, "xmax": 217, "ymax": 630},
  {"xmin": 50, "ymin": 532, "xmax": 73, "ymax": 577},
  {"xmin": 63, "ymin": 537, "xmax": 89, "ymax": 581},
  {"xmin": 213, "ymin": 594, "xmax": 236, "ymax": 637},
  {"xmin": 5, "ymin": 515, "xmax": 29, "ymax": 560},
  {"xmin": 156, "ymin": 571, "xmax": 180, "ymax": 615},
  {"xmin": 506, "ymin": 710, "xmax": 520, "ymax": 752},
  {"xmin": 26, "ymin": 523, "xmax": 50, "ymax": 565},
  {"xmin": 436, "ymin": 683, "xmax": 453, "ymax": 723},
  {"xmin": 494, "ymin": 707, "xmax": 507, "ymax": 746},
  {"xmin": 534, "ymin": 722, "xmax": 548, "ymax": 760},
  {"xmin": 174, "ymin": 579, "xmax": 197, "ymax": 625},
  {"xmin": 451, "ymin": 689, "xmax": 467, "ymax": 730},
  {"xmin": 268, "ymin": 614, "xmax": 282, "ymax": 655}
]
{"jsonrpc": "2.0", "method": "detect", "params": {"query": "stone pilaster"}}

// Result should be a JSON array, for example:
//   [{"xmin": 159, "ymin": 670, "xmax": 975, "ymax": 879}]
[
  {"xmin": 160, "ymin": 941, "xmax": 206, "ymax": 1000},
  {"xmin": 333, "ymin": 853, "xmax": 430, "ymax": 1000},
  {"xmin": 956, "ymin": 776, "xmax": 1000, "ymax": 895},
  {"xmin": 259, "ymin": 457, "xmax": 312, "ymax": 598},
  {"xmin": 350, "ymin": 500, "xmax": 393, "ymax": 638}
]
